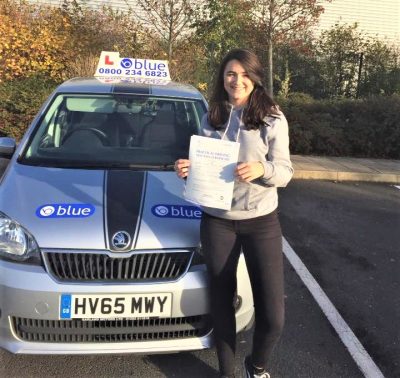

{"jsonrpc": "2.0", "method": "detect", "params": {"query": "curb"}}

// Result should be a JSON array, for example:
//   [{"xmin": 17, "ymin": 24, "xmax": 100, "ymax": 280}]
[{"xmin": 293, "ymin": 170, "xmax": 400, "ymax": 184}]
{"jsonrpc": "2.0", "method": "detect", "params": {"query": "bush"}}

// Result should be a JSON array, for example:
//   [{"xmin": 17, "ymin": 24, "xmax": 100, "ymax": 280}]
[
  {"xmin": 281, "ymin": 94, "xmax": 400, "ymax": 159},
  {"xmin": 0, "ymin": 6, "xmax": 72, "ymax": 83},
  {"xmin": 0, "ymin": 75, "xmax": 58, "ymax": 140}
]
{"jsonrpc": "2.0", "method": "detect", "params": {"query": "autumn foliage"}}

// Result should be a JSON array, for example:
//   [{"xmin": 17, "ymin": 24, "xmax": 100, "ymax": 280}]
[
  {"xmin": 0, "ymin": 2, "xmax": 73, "ymax": 82},
  {"xmin": 0, "ymin": 0, "xmax": 155, "ymax": 83}
]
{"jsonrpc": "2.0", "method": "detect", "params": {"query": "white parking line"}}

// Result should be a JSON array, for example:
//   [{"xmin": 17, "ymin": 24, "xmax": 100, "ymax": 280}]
[
  {"xmin": 282, "ymin": 237, "xmax": 385, "ymax": 378},
  {"xmin": 394, "ymin": 185, "xmax": 400, "ymax": 190}
]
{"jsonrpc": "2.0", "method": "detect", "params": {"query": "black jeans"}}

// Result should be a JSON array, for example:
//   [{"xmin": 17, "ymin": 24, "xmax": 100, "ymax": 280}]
[{"xmin": 200, "ymin": 209, "xmax": 284, "ymax": 376}]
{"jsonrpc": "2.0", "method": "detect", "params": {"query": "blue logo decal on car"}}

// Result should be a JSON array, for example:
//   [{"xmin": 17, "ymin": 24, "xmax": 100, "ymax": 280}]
[
  {"xmin": 36, "ymin": 204, "xmax": 95, "ymax": 218},
  {"xmin": 151, "ymin": 204, "xmax": 202, "ymax": 219}
]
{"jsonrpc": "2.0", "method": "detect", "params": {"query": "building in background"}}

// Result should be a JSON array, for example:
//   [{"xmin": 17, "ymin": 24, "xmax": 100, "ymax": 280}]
[
  {"xmin": 318, "ymin": 0, "xmax": 400, "ymax": 44},
  {"xmin": 31, "ymin": 0, "xmax": 134, "ymax": 11},
  {"xmin": 31, "ymin": 0, "xmax": 400, "ymax": 45}
]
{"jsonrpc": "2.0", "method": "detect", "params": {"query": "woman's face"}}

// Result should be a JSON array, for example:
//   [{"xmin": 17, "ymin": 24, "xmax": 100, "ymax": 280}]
[{"xmin": 223, "ymin": 59, "xmax": 255, "ymax": 107}]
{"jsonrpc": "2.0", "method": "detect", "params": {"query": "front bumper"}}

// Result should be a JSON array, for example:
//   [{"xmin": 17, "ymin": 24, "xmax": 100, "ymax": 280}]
[{"xmin": 0, "ymin": 255, "xmax": 253, "ymax": 354}]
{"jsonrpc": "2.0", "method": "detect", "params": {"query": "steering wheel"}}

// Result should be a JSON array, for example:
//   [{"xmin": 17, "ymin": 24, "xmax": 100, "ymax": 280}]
[{"xmin": 62, "ymin": 127, "xmax": 110, "ymax": 146}]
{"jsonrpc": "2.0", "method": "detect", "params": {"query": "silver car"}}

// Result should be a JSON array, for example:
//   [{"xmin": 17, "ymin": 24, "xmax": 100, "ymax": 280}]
[{"xmin": 0, "ymin": 78, "xmax": 253, "ymax": 355}]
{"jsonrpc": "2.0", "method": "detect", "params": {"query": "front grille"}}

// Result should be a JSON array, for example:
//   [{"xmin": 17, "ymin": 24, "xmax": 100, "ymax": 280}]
[
  {"xmin": 43, "ymin": 251, "xmax": 192, "ymax": 282},
  {"xmin": 11, "ymin": 315, "xmax": 212, "ymax": 343}
]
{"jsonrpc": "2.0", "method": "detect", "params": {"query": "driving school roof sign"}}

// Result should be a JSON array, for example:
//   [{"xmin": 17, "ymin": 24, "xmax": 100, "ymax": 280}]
[{"xmin": 94, "ymin": 51, "xmax": 171, "ymax": 81}]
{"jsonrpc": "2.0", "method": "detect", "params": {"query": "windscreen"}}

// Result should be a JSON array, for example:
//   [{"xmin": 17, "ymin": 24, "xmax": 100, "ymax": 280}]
[{"xmin": 20, "ymin": 94, "xmax": 206, "ymax": 169}]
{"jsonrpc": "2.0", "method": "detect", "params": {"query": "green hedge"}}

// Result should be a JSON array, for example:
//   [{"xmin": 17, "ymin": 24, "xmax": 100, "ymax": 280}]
[
  {"xmin": 0, "ymin": 75, "xmax": 58, "ymax": 140},
  {"xmin": 281, "ymin": 93, "xmax": 400, "ymax": 159}
]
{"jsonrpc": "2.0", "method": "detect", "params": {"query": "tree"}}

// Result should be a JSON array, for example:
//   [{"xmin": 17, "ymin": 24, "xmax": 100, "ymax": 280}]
[
  {"xmin": 0, "ymin": 1, "xmax": 72, "ymax": 82},
  {"xmin": 250, "ymin": 0, "xmax": 329, "ymax": 96},
  {"xmin": 273, "ymin": 38, "xmax": 326, "ymax": 99},
  {"xmin": 359, "ymin": 39, "xmax": 400, "ymax": 96},
  {"xmin": 56, "ymin": 0, "xmax": 146, "ymax": 77},
  {"xmin": 192, "ymin": 0, "xmax": 253, "ymax": 89},
  {"xmin": 318, "ymin": 23, "xmax": 365, "ymax": 98},
  {"xmin": 133, "ymin": 0, "xmax": 195, "ymax": 61},
  {"xmin": 275, "ymin": 22, "xmax": 400, "ymax": 99},
  {"xmin": 59, "ymin": 1, "xmax": 145, "ymax": 56}
]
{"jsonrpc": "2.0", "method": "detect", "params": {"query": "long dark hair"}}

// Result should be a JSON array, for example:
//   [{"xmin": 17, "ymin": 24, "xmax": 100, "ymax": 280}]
[{"xmin": 208, "ymin": 48, "xmax": 278, "ymax": 130}]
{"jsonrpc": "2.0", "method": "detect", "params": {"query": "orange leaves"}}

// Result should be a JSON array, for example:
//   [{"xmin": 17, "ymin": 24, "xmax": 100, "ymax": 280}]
[{"xmin": 0, "ymin": 8, "xmax": 73, "ymax": 83}]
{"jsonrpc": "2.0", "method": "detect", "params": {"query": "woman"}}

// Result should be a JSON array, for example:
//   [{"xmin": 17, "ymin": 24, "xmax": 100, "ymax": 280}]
[{"xmin": 175, "ymin": 49, "xmax": 293, "ymax": 378}]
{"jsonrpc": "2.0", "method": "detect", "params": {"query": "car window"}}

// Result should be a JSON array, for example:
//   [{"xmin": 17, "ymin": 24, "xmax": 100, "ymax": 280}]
[{"xmin": 21, "ymin": 94, "xmax": 206, "ymax": 168}]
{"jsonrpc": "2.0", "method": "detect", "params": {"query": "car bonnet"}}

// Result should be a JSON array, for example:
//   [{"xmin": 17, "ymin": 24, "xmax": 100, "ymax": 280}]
[{"xmin": 0, "ymin": 164, "xmax": 201, "ymax": 251}]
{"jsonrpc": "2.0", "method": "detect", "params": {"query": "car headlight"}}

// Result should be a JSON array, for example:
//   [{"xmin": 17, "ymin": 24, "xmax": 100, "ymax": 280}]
[{"xmin": 0, "ymin": 212, "xmax": 41, "ymax": 263}]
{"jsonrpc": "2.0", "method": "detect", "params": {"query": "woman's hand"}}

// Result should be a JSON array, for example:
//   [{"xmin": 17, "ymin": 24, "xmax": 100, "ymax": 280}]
[
  {"xmin": 236, "ymin": 161, "xmax": 265, "ymax": 182},
  {"xmin": 174, "ymin": 159, "xmax": 191, "ymax": 179}
]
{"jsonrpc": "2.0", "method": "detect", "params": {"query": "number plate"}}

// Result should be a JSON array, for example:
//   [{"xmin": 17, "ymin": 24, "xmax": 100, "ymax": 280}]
[{"xmin": 60, "ymin": 293, "xmax": 172, "ymax": 320}]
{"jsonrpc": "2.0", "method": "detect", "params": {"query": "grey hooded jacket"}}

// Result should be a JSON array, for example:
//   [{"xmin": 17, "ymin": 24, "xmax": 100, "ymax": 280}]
[{"xmin": 200, "ymin": 107, "xmax": 293, "ymax": 220}]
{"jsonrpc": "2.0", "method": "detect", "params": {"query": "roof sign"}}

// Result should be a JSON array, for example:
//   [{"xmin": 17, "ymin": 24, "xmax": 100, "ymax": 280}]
[{"xmin": 94, "ymin": 51, "xmax": 171, "ymax": 83}]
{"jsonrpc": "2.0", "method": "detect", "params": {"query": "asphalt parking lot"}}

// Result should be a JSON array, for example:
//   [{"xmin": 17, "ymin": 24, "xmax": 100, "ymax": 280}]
[
  {"xmin": 279, "ymin": 180, "xmax": 400, "ymax": 378},
  {"xmin": 1, "ymin": 180, "xmax": 399, "ymax": 377}
]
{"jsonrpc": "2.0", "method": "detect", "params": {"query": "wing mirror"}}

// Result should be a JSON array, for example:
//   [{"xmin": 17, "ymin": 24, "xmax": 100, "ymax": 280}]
[{"xmin": 0, "ymin": 137, "xmax": 16, "ymax": 158}]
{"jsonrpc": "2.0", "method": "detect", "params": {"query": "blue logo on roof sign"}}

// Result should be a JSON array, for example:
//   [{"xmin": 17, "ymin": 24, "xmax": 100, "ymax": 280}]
[
  {"xmin": 151, "ymin": 204, "xmax": 202, "ymax": 220},
  {"xmin": 36, "ymin": 204, "xmax": 95, "ymax": 218}
]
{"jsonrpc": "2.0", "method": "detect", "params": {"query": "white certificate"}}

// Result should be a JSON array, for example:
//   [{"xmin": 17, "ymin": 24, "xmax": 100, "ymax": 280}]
[{"xmin": 184, "ymin": 135, "xmax": 240, "ymax": 210}]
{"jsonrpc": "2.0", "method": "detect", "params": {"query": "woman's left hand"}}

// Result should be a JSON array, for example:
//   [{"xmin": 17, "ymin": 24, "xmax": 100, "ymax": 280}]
[
  {"xmin": 235, "ymin": 161, "xmax": 265, "ymax": 182},
  {"xmin": 174, "ymin": 159, "xmax": 191, "ymax": 179}
]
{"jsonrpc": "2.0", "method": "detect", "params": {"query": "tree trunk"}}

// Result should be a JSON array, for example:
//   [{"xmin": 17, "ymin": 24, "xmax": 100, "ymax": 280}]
[
  {"xmin": 267, "ymin": 37, "xmax": 273, "ymax": 97},
  {"xmin": 168, "ymin": 1, "xmax": 174, "ymax": 61},
  {"xmin": 266, "ymin": 0, "xmax": 274, "ymax": 97},
  {"xmin": 168, "ymin": 40, "xmax": 173, "ymax": 61},
  {"xmin": 356, "ymin": 52, "xmax": 364, "ymax": 98}
]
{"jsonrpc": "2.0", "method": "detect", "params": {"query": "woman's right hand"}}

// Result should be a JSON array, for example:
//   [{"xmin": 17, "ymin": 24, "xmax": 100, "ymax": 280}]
[{"xmin": 174, "ymin": 159, "xmax": 191, "ymax": 179}]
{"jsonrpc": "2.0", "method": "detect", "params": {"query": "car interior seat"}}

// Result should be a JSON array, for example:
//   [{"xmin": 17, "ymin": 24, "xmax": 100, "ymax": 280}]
[
  {"xmin": 61, "ymin": 111, "xmax": 110, "ymax": 151},
  {"xmin": 100, "ymin": 112, "xmax": 138, "ymax": 147},
  {"xmin": 140, "ymin": 102, "xmax": 177, "ymax": 149},
  {"xmin": 175, "ymin": 102, "xmax": 198, "ymax": 152}
]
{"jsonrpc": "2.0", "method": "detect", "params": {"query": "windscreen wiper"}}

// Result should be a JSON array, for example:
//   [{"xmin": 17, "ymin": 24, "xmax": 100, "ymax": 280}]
[{"xmin": 19, "ymin": 159, "xmax": 176, "ymax": 170}]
